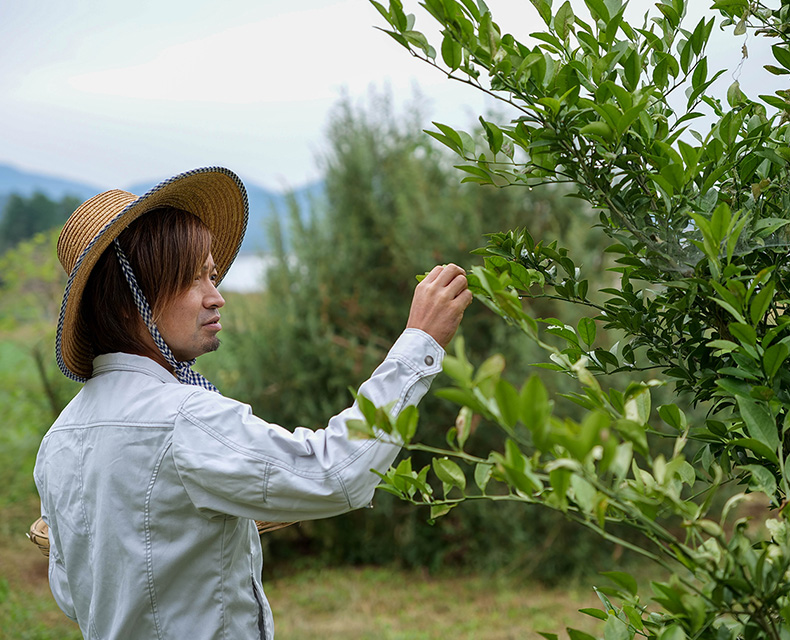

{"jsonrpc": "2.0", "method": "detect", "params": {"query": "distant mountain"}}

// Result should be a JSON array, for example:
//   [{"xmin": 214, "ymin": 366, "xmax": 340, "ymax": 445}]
[
  {"xmin": 0, "ymin": 163, "xmax": 323, "ymax": 253},
  {"xmin": 0, "ymin": 164, "xmax": 103, "ymax": 214}
]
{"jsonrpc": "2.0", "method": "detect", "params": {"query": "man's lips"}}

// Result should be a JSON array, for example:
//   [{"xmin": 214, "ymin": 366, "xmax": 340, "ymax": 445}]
[{"xmin": 203, "ymin": 316, "xmax": 222, "ymax": 331}]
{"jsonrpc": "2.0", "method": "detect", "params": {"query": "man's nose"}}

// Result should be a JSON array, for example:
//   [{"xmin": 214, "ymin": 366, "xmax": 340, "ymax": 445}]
[{"xmin": 207, "ymin": 285, "xmax": 225, "ymax": 309}]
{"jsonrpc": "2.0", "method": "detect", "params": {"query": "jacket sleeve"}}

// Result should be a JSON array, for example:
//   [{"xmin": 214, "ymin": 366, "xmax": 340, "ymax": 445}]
[{"xmin": 171, "ymin": 329, "xmax": 444, "ymax": 522}]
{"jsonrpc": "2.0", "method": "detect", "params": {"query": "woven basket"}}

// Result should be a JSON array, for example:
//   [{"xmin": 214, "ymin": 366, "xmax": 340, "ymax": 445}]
[
  {"xmin": 27, "ymin": 517, "xmax": 296, "ymax": 557},
  {"xmin": 27, "ymin": 517, "xmax": 50, "ymax": 557},
  {"xmin": 255, "ymin": 520, "xmax": 298, "ymax": 534}
]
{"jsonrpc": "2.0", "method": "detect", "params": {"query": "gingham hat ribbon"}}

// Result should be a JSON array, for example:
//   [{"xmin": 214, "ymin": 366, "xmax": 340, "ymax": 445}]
[{"xmin": 113, "ymin": 239, "xmax": 219, "ymax": 393}]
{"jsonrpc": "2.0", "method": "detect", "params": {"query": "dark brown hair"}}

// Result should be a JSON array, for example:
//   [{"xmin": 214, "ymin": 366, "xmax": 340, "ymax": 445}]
[{"xmin": 81, "ymin": 207, "xmax": 213, "ymax": 358}]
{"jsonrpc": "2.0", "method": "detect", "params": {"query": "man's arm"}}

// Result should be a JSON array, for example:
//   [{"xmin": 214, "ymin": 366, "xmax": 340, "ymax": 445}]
[{"xmin": 172, "ymin": 265, "xmax": 472, "ymax": 522}]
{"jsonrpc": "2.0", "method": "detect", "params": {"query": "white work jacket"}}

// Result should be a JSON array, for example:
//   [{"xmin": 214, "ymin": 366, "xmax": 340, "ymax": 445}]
[{"xmin": 34, "ymin": 328, "xmax": 443, "ymax": 639}]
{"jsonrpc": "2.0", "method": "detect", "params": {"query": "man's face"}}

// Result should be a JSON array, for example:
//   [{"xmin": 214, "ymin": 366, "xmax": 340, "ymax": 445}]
[{"xmin": 157, "ymin": 253, "xmax": 226, "ymax": 362}]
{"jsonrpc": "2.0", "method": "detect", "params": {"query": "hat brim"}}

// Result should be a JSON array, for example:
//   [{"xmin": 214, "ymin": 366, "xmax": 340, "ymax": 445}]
[{"xmin": 56, "ymin": 166, "xmax": 248, "ymax": 382}]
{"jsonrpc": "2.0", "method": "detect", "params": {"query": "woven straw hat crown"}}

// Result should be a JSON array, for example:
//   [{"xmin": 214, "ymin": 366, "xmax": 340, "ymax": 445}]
[{"xmin": 56, "ymin": 167, "xmax": 248, "ymax": 382}]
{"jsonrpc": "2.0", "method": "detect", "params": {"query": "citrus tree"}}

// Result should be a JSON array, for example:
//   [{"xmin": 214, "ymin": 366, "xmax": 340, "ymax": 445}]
[{"xmin": 357, "ymin": 1, "xmax": 790, "ymax": 638}]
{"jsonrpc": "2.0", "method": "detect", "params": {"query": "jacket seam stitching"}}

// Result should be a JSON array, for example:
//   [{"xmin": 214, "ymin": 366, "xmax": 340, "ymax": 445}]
[
  {"xmin": 336, "ymin": 473, "xmax": 352, "ymax": 509},
  {"xmin": 219, "ymin": 520, "xmax": 227, "ymax": 640},
  {"xmin": 144, "ymin": 441, "xmax": 172, "ymax": 640}
]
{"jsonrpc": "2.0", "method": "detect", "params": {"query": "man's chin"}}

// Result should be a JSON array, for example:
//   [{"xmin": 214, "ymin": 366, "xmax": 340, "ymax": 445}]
[{"xmin": 204, "ymin": 338, "xmax": 221, "ymax": 354}]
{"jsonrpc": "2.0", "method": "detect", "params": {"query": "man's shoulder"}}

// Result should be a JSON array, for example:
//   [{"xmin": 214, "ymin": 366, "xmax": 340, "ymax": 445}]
[{"xmin": 52, "ymin": 358, "xmax": 206, "ymax": 429}]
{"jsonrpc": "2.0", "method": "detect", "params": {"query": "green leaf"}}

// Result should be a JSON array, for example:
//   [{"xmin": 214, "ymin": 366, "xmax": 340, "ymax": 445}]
[
  {"xmin": 501, "ymin": 438, "xmax": 542, "ymax": 493},
  {"xmin": 579, "ymin": 121, "xmax": 615, "ymax": 142},
  {"xmin": 736, "ymin": 396, "xmax": 780, "ymax": 453},
  {"xmin": 658, "ymin": 624, "xmax": 686, "ymax": 640},
  {"xmin": 753, "ymin": 218, "xmax": 790, "ymax": 236},
  {"xmin": 495, "ymin": 378, "xmax": 520, "ymax": 428},
  {"xmin": 570, "ymin": 474, "xmax": 596, "ymax": 513},
  {"xmin": 600, "ymin": 570, "xmax": 638, "ymax": 595},
  {"xmin": 346, "ymin": 418, "xmax": 375, "ymax": 440},
  {"xmin": 727, "ymin": 80, "xmax": 746, "ymax": 106},
  {"xmin": 429, "ymin": 503, "xmax": 456, "ymax": 520},
  {"xmin": 396, "ymin": 404, "xmax": 419, "ymax": 443},
  {"xmin": 763, "ymin": 342, "xmax": 789, "ymax": 380},
  {"xmin": 356, "ymin": 391, "xmax": 379, "ymax": 426},
  {"xmin": 435, "ymin": 387, "xmax": 489, "ymax": 416},
  {"xmin": 441, "ymin": 32, "xmax": 463, "ymax": 70},
  {"xmin": 548, "ymin": 466, "xmax": 571, "ymax": 512},
  {"xmin": 475, "ymin": 353, "xmax": 506, "ymax": 383},
  {"xmin": 521, "ymin": 375, "xmax": 551, "ymax": 448},
  {"xmin": 604, "ymin": 616, "xmax": 631, "ymax": 640},
  {"xmin": 554, "ymin": 1, "xmax": 574, "ymax": 41},
  {"xmin": 567, "ymin": 627, "xmax": 598, "ymax": 640},
  {"xmin": 711, "ymin": 297, "xmax": 746, "ymax": 323},
  {"xmin": 743, "ymin": 464, "xmax": 777, "ymax": 496},
  {"xmin": 432, "ymin": 457, "xmax": 467, "ymax": 490},
  {"xmin": 772, "ymin": 44, "xmax": 790, "ymax": 72},
  {"xmin": 706, "ymin": 339, "xmax": 739, "ymax": 354},
  {"xmin": 430, "ymin": 122, "xmax": 464, "ymax": 152},
  {"xmin": 577, "ymin": 317, "xmax": 596, "ymax": 347},
  {"xmin": 455, "ymin": 406, "xmax": 473, "ymax": 449},
  {"xmin": 624, "ymin": 386, "xmax": 651, "ymax": 424},
  {"xmin": 369, "ymin": 1, "xmax": 391, "ymax": 23},
  {"xmin": 479, "ymin": 117, "xmax": 504, "ymax": 154},
  {"xmin": 729, "ymin": 322, "xmax": 756, "ymax": 347},
  {"xmin": 727, "ymin": 438, "xmax": 779, "ymax": 465},
  {"xmin": 658, "ymin": 404, "xmax": 687, "ymax": 431},
  {"xmin": 622, "ymin": 49, "xmax": 640, "ymax": 92},
  {"xmin": 584, "ymin": 0, "xmax": 609, "ymax": 22},
  {"xmin": 750, "ymin": 282, "xmax": 775, "ymax": 325},
  {"xmin": 578, "ymin": 608, "xmax": 607, "ymax": 621},
  {"xmin": 443, "ymin": 353, "xmax": 474, "ymax": 386},
  {"xmin": 528, "ymin": 0, "xmax": 553, "ymax": 24},
  {"xmin": 474, "ymin": 462, "xmax": 493, "ymax": 492},
  {"xmin": 615, "ymin": 419, "xmax": 648, "ymax": 456}
]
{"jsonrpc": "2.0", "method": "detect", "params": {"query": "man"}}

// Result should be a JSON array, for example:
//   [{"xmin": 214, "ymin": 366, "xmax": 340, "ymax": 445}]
[{"xmin": 34, "ymin": 166, "xmax": 471, "ymax": 639}]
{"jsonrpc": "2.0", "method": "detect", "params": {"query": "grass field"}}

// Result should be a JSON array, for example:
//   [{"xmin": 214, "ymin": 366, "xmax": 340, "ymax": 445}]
[{"xmin": 266, "ymin": 566, "xmax": 602, "ymax": 639}]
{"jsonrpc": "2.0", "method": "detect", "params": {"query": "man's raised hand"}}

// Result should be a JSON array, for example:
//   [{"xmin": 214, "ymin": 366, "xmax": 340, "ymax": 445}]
[{"xmin": 406, "ymin": 264, "xmax": 473, "ymax": 349}]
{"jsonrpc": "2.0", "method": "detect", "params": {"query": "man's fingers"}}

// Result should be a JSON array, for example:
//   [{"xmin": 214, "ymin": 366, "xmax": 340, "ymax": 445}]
[
  {"xmin": 421, "ymin": 264, "xmax": 445, "ymax": 284},
  {"xmin": 407, "ymin": 264, "xmax": 473, "ymax": 348},
  {"xmin": 432, "ymin": 263, "xmax": 465, "ymax": 287},
  {"xmin": 458, "ymin": 287, "xmax": 474, "ymax": 309},
  {"xmin": 445, "ymin": 272, "xmax": 470, "ymax": 300}
]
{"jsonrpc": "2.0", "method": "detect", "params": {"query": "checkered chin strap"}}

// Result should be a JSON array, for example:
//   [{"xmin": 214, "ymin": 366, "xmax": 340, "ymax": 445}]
[{"xmin": 112, "ymin": 239, "xmax": 219, "ymax": 393}]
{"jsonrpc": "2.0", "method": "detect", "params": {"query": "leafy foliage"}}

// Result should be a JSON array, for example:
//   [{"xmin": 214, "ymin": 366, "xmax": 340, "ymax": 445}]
[
  {"xmin": 0, "ymin": 229, "xmax": 78, "ymax": 421},
  {"xmin": 365, "ymin": 0, "xmax": 790, "ymax": 638}
]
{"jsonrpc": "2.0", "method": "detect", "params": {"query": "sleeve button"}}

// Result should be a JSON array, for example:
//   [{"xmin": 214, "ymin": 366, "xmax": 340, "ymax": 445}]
[{"xmin": 424, "ymin": 355, "xmax": 434, "ymax": 366}]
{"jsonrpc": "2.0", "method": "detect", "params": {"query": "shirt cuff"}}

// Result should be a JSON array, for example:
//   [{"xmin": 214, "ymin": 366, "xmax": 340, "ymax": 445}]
[{"xmin": 387, "ymin": 328, "xmax": 445, "ymax": 376}]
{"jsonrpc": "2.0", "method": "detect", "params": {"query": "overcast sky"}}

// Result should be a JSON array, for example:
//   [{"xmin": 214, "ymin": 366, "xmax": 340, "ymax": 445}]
[{"xmin": 0, "ymin": 0, "xmax": 780, "ymax": 193}]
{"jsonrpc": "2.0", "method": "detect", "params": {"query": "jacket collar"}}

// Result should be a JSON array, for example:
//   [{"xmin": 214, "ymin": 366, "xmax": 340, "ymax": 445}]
[{"xmin": 91, "ymin": 352, "xmax": 180, "ymax": 385}]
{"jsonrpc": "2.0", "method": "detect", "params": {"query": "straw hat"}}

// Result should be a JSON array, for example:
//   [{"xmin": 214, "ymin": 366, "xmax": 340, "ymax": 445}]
[{"xmin": 56, "ymin": 166, "xmax": 248, "ymax": 382}]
